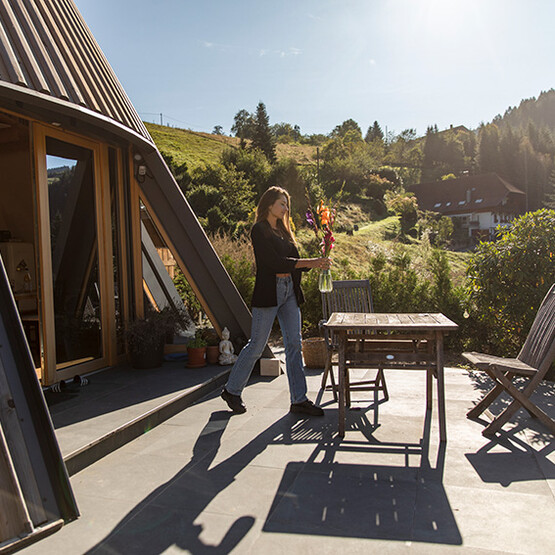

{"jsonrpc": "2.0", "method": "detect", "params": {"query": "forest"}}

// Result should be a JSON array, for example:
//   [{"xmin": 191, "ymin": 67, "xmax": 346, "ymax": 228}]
[{"xmin": 159, "ymin": 89, "xmax": 555, "ymax": 238}]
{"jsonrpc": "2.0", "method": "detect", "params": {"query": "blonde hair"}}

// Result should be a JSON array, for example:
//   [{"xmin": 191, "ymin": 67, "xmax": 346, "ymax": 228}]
[{"xmin": 255, "ymin": 186, "xmax": 296, "ymax": 243}]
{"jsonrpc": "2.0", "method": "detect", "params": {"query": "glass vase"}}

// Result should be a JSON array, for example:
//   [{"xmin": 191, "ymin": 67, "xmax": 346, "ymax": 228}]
[{"xmin": 318, "ymin": 269, "xmax": 333, "ymax": 292}]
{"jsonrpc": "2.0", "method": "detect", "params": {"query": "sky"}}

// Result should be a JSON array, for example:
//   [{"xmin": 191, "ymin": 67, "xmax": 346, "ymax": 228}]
[{"xmin": 74, "ymin": 0, "xmax": 555, "ymax": 138}]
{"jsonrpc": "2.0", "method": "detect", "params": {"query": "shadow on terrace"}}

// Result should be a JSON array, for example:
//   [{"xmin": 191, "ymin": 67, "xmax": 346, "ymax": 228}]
[
  {"xmin": 84, "ymin": 404, "xmax": 462, "ymax": 553},
  {"xmin": 45, "ymin": 359, "xmax": 226, "ymax": 429},
  {"xmin": 467, "ymin": 370, "xmax": 555, "ymax": 445}
]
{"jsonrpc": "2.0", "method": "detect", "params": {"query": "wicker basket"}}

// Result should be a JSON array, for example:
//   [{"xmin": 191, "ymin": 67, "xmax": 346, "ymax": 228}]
[{"xmin": 302, "ymin": 337, "xmax": 327, "ymax": 369}]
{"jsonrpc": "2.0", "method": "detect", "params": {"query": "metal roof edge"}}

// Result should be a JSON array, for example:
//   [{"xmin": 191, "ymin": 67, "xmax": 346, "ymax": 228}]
[{"xmin": 0, "ymin": 81, "xmax": 155, "ymax": 150}]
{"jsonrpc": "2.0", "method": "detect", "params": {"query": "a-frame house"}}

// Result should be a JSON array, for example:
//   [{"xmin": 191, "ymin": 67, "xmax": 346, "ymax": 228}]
[
  {"xmin": 0, "ymin": 0, "xmax": 254, "ymax": 388},
  {"xmin": 0, "ymin": 1, "xmax": 259, "ymax": 549}
]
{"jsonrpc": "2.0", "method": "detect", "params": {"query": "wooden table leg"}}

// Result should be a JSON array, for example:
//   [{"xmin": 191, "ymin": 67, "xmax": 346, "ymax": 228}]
[
  {"xmin": 426, "ymin": 338, "xmax": 433, "ymax": 409},
  {"xmin": 436, "ymin": 331, "xmax": 447, "ymax": 442},
  {"xmin": 338, "ymin": 332, "xmax": 346, "ymax": 437},
  {"xmin": 426, "ymin": 369, "xmax": 433, "ymax": 409}
]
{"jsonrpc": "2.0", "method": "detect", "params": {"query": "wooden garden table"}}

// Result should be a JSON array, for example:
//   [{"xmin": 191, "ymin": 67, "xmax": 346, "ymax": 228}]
[{"xmin": 324, "ymin": 312, "xmax": 458, "ymax": 441}]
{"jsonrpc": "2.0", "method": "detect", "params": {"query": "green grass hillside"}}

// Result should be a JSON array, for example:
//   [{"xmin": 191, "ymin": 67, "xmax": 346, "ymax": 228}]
[
  {"xmin": 145, "ymin": 122, "xmax": 317, "ymax": 170},
  {"xmin": 145, "ymin": 122, "xmax": 471, "ymax": 285},
  {"xmin": 145, "ymin": 123, "xmax": 239, "ymax": 168},
  {"xmin": 297, "ymin": 215, "xmax": 470, "ymax": 286}
]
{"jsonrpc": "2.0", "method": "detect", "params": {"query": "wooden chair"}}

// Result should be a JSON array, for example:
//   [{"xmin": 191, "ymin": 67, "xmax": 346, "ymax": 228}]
[
  {"xmin": 463, "ymin": 283, "xmax": 555, "ymax": 437},
  {"xmin": 320, "ymin": 279, "xmax": 388, "ymax": 406}
]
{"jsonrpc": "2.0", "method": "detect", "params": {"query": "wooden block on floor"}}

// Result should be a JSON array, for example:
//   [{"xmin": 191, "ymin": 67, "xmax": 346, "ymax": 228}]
[{"xmin": 260, "ymin": 358, "xmax": 282, "ymax": 376}]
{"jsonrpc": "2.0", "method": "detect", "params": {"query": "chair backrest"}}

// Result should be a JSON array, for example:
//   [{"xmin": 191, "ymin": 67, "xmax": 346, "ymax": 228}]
[
  {"xmin": 518, "ymin": 283, "xmax": 555, "ymax": 373},
  {"xmin": 321, "ymin": 279, "xmax": 373, "ymax": 320}
]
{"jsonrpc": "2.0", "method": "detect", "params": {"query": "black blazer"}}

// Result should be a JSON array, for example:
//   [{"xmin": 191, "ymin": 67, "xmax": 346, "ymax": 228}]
[{"xmin": 250, "ymin": 220, "xmax": 305, "ymax": 307}]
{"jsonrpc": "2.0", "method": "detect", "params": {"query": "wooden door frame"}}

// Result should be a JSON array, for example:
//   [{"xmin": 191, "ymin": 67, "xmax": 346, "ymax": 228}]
[
  {"xmin": 33, "ymin": 123, "xmax": 115, "ymax": 385},
  {"xmin": 129, "ymin": 156, "xmax": 144, "ymax": 319},
  {"xmin": 104, "ymin": 145, "xmax": 131, "ymax": 364}
]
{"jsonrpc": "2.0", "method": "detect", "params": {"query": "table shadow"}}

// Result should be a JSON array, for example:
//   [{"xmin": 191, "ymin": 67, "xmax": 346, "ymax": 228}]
[
  {"xmin": 84, "ymin": 404, "xmax": 461, "ymax": 553},
  {"xmin": 262, "ymin": 409, "xmax": 462, "ymax": 545}
]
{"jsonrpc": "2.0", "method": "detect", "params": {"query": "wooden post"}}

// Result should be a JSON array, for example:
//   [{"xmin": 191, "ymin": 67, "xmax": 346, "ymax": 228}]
[{"xmin": 426, "ymin": 338, "xmax": 433, "ymax": 409}]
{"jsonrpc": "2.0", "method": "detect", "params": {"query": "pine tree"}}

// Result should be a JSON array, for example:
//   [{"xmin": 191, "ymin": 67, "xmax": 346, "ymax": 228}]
[
  {"xmin": 543, "ymin": 168, "xmax": 555, "ymax": 209},
  {"xmin": 365, "ymin": 121, "xmax": 384, "ymax": 143},
  {"xmin": 478, "ymin": 124, "xmax": 501, "ymax": 174},
  {"xmin": 252, "ymin": 101, "xmax": 276, "ymax": 163}
]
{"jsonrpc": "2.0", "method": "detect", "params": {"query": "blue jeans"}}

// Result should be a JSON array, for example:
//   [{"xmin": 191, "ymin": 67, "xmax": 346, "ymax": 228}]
[{"xmin": 225, "ymin": 275, "xmax": 308, "ymax": 404}]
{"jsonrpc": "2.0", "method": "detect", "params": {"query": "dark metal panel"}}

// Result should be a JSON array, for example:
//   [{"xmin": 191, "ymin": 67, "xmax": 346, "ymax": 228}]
[
  {"xmin": 12, "ymin": 0, "xmax": 68, "ymax": 99},
  {"xmin": 49, "ymin": 0, "xmax": 109, "ymax": 115},
  {"xmin": 54, "ymin": 0, "xmax": 148, "ymax": 137},
  {"xmin": 0, "ymin": 17, "xmax": 26, "ymax": 84},
  {"xmin": 0, "ymin": 254, "xmax": 79, "ymax": 524},
  {"xmin": 62, "ymin": 0, "xmax": 140, "ymax": 132},
  {"xmin": 138, "ymin": 149, "xmax": 272, "ymax": 358},
  {"xmin": 20, "ymin": 0, "xmax": 78, "ymax": 102},
  {"xmin": 33, "ymin": 0, "xmax": 94, "ymax": 107},
  {"xmin": 141, "ymin": 221, "xmax": 188, "ymax": 314},
  {"xmin": 58, "ymin": 0, "xmax": 126, "ymax": 123},
  {"xmin": 0, "ymin": 79, "xmax": 153, "ymax": 152}
]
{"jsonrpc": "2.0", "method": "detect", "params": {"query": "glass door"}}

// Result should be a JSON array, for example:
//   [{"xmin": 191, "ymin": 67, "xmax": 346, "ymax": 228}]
[
  {"xmin": 46, "ymin": 137, "xmax": 103, "ymax": 368},
  {"xmin": 33, "ymin": 124, "xmax": 115, "ymax": 385}
]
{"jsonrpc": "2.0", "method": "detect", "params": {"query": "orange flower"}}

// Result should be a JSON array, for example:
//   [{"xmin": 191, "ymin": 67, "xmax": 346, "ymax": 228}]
[
  {"xmin": 305, "ymin": 186, "xmax": 343, "ymax": 259},
  {"xmin": 317, "ymin": 201, "xmax": 331, "ymax": 226}
]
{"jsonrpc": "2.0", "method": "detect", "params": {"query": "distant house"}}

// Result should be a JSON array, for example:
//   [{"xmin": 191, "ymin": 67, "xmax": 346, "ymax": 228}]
[
  {"xmin": 408, "ymin": 173, "xmax": 526, "ymax": 241},
  {"xmin": 438, "ymin": 124, "xmax": 470, "ymax": 135}
]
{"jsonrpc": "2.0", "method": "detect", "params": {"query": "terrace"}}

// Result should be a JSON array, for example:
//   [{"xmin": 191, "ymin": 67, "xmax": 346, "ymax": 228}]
[{"xmin": 23, "ymin": 352, "xmax": 555, "ymax": 554}]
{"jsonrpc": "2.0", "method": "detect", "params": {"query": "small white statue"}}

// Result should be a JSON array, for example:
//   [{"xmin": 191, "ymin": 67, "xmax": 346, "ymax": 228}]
[{"xmin": 219, "ymin": 327, "xmax": 237, "ymax": 365}]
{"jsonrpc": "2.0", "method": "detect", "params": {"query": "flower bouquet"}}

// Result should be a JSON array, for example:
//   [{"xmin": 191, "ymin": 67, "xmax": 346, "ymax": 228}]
[{"xmin": 306, "ymin": 195, "xmax": 338, "ymax": 292}]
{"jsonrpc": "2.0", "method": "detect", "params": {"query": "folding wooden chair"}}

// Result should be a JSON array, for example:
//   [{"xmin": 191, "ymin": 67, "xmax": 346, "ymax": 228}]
[
  {"xmin": 463, "ymin": 283, "xmax": 555, "ymax": 437},
  {"xmin": 320, "ymin": 279, "xmax": 388, "ymax": 406}
]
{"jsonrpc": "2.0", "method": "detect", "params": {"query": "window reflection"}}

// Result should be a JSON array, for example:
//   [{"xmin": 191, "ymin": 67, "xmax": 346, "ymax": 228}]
[{"xmin": 46, "ymin": 138, "xmax": 102, "ymax": 366}]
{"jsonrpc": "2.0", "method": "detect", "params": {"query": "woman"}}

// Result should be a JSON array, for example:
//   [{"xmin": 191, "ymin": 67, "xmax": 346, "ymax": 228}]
[{"xmin": 221, "ymin": 186, "xmax": 332, "ymax": 416}]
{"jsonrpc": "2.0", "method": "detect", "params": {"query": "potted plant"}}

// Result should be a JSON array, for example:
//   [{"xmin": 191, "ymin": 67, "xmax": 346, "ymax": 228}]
[
  {"xmin": 158, "ymin": 306, "xmax": 191, "ymax": 344},
  {"xmin": 186, "ymin": 330, "xmax": 208, "ymax": 368},
  {"xmin": 125, "ymin": 306, "xmax": 191, "ymax": 369},
  {"xmin": 125, "ymin": 317, "xmax": 167, "ymax": 369},
  {"xmin": 201, "ymin": 328, "xmax": 220, "ymax": 364}
]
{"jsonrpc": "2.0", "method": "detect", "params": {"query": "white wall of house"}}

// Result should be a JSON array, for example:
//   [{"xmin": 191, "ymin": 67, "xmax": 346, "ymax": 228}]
[
  {"xmin": 475, "ymin": 212, "xmax": 495, "ymax": 231},
  {"xmin": 450, "ymin": 210, "xmax": 516, "ymax": 239}
]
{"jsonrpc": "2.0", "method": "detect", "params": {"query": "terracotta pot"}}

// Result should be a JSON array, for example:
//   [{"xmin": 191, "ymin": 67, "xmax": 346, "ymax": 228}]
[
  {"xmin": 187, "ymin": 346, "xmax": 206, "ymax": 368},
  {"xmin": 206, "ymin": 345, "xmax": 220, "ymax": 364}
]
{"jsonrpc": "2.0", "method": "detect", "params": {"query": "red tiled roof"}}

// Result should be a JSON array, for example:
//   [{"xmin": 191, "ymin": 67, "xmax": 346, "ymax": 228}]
[{"xmin": 408, "ymin": 173, "xmax": 525, "ymax": 215}]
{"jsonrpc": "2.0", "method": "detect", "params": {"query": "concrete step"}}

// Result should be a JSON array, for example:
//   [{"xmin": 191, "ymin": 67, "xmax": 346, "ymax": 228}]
[{"xmin": 46, "ymin": 361, "xmax": 230, "ymax": 476}]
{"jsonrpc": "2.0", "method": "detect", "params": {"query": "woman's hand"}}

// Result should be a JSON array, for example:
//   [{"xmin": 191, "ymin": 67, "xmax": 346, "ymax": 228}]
[
  {"xmin": 318, "ymin": 257, "xmax": 332, "ymax": 270},
  {"xmin": 295, "ymin": 257, "xmax": 333, "ymax": 270}
]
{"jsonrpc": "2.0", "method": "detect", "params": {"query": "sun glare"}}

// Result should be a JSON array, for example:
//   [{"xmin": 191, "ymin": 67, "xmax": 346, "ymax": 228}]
[
  {"xmin": 417, "ymin": 0, "xmax": 478, "ymax": 35},
  {"xmin": 423, "ymin": 0, "xmax": 467, "ymax": 20}
]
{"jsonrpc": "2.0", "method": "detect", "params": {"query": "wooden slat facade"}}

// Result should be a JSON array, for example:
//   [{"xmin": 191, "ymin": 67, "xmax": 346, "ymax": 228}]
[
  {"xmin": 0, "ymin": 0, "xmax": 151, "ymax": 143},
  {"xmin": 0, "ymin": 0, "xmax": 259, "ymax": 375}
]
